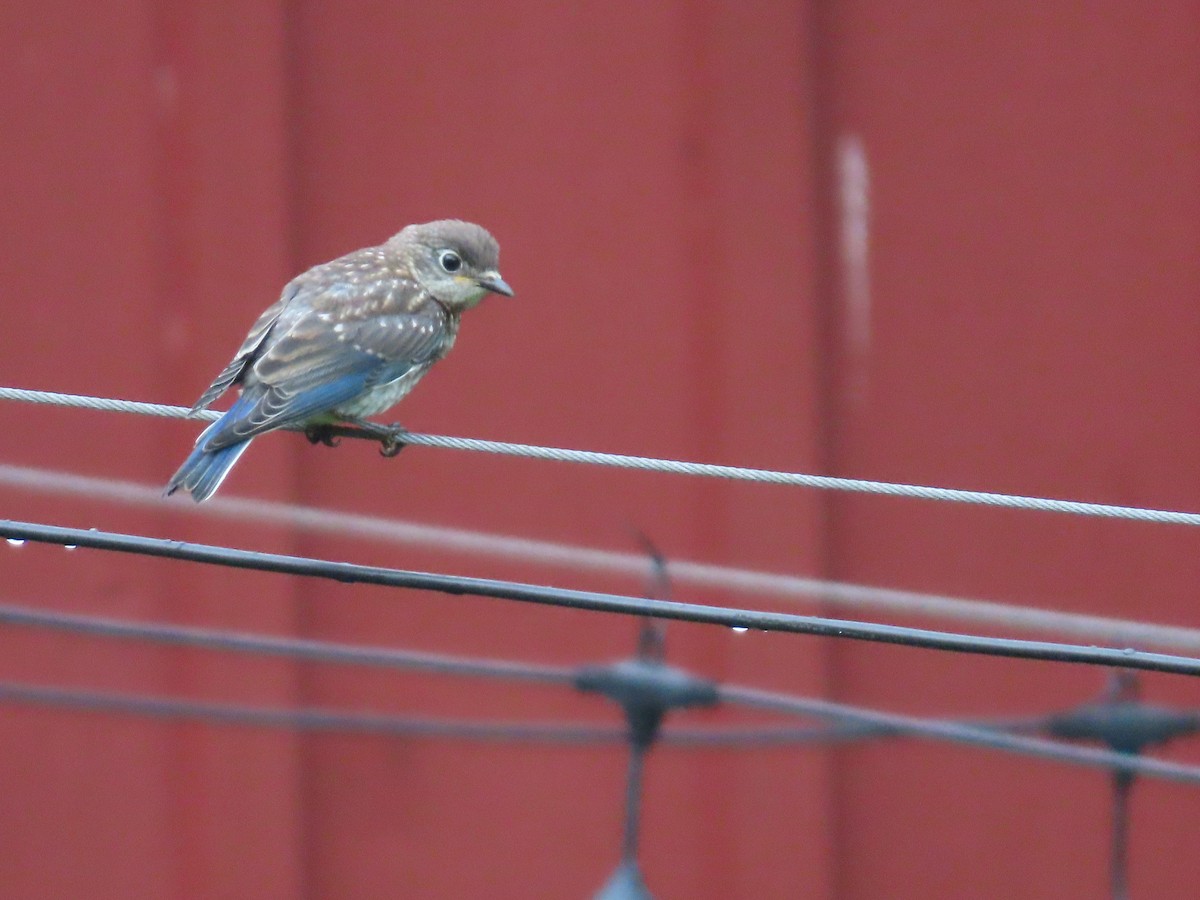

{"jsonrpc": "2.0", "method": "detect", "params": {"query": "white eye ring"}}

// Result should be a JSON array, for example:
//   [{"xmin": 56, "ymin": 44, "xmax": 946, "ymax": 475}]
[{"xmin": 438, "ymin": 250, "xmax": 463, "ymax": 273}]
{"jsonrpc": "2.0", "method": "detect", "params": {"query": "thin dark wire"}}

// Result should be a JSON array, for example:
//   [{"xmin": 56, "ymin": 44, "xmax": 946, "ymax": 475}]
[
  {"xmin": 0, "ymin": 681, "xmax": 615, "ymax": 742},
  {"xmin": 5, "ymin": 518, "xmax": 1200, "ymax": 676},
  {"xmin": 621, "ymin": 745, "xmax": 646, "ymax": 863},
  {"xmin": 1, "ymin": 592, "xmax": 1196, "ymax": 778},
  {"xmin": 0, "ymin": 679, "xmax": 897, "ymax": 746},
  {"xmin": 3, "ymin": 678, "xmax": 1197, "ymax": 784},
  {"xmin": 5, "ymin": 385, "xmax": 1200, "ymax": 525},
  {"xmin": 1110, "ymin": 772, "xmax": 1133, "ymax": 900},
  {"xmin": 10, "ymin": 461, "xmax": 1200, "ymax": 655},
  {"xmin": 0, "ymin": 601, "xmax": 1057, "ymax": 751},
  {"xmin": 0, "ymin": 600, "xmax": 1062, "ymax": 746},
  {"xmin": 717, "ymin": 685, "xmax": 1200, "ymax": 786},
  {"xmin": 0, "ymin": 679, "xmax": 962, "ymax": 749},
  {"xmin": 664, "ymin": 722, "xmax": 886, "ymax": 746},
  {"xmin": 0, "ymin": 602, "xmax": 573, "ymax": 685}
]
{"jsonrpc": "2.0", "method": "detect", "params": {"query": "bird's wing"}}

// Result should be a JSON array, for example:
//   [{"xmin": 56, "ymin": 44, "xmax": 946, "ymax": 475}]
[
  {"xmin": 201, "ymin": 281, "xmax": 451, "ymax": 449},
  {"xmin": 190, "ymin": 282, "xmax": 300, "ymax": 412}
]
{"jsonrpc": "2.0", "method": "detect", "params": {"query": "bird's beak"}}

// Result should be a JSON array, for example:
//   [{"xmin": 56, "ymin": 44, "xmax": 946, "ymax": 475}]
[{"xmin": 477, "ymin": 271, "xmax": 514, "ymax": 297}]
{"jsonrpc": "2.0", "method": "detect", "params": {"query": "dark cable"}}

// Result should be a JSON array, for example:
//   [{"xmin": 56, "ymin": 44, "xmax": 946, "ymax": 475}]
[
  {"xmin": 0, "ymin": 601, "xmax": 1076, "ymax": 751},
  {"xmin": 5, "ymin": 518, "xmax": 1200, "ymax": 676},
  {"xmin": 716, "ymin": 685, "xmax": 1200, "ymax": 786},
  {"xmin": 1110, "ymin": 771, "xmax": 1132, "ymax": 900},
  {"xmin": 0, "ymin": 675, "xmax": 1198, "ymax": 783},
  {"xmin": 0, "ymin": 681, "xmax": 614, "ymax": 742},
  {"xmin": 0, "ymin": 679, "xmax": 888, "ymax": 747},
  {"xmin": 0, "ymin": 602, "xmax": 572, "ymax": 685}
]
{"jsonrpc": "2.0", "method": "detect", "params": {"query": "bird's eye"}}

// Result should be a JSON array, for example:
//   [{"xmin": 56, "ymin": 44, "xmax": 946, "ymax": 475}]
[{"xmin": 438, "ymin": 250, "xmax": 463, "ymax": 273}]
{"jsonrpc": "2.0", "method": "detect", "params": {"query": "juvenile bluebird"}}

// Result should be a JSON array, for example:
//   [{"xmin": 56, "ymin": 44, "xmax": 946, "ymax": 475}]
[{"xmin": 165, "ymin": 219, "xmax": 512, "ymax": 502}]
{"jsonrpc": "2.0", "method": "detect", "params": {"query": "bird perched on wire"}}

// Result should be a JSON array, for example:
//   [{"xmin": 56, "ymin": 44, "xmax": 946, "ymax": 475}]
[{"xmin": 165, "ymin": 219, "xmax": 513, "ymax": 502}]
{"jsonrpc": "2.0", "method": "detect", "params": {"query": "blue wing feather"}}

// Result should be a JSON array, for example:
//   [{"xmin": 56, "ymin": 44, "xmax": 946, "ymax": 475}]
[{"xmin": 201, "ymin": 370, "xmax": 375, "ymax": 450}]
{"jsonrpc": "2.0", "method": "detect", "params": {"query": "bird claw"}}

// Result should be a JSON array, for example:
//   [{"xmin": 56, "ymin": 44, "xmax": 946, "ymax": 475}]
[
  {"xmin": 305, "ymin": 421, "xmax": 405, "ymax": 456},
  {"xmin": 305, "ymin": 425, "xmax": 341, "ymax": 448},
  {"xmin": 379, "ymin": 425, "xmax": 409, "ymax": 458}
]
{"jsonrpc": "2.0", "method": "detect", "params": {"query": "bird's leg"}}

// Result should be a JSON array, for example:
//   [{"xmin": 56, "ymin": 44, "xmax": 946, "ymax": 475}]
[
  {"xmin": 305, "ymin": 424, "xmax": 342, "ymax": 448},
  {"xmin": 338, "ymin": 417, "xmax": 411, "ymax": 458}
]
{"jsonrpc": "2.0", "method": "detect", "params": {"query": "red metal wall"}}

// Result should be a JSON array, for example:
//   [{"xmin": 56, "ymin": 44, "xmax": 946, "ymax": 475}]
[
  {"xmin": 819, "ymin": 7, "xmax": 1200, "ymax": 896},
  {"xmin": 0, "ymin": 2, "xmax": 1197, "ymax": 898}
]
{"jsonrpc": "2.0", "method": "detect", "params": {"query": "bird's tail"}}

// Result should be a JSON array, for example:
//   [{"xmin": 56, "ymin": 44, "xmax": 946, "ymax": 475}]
[{"xmin": 164, "ymin": 412, "xmax": 253, "ymax": 503}]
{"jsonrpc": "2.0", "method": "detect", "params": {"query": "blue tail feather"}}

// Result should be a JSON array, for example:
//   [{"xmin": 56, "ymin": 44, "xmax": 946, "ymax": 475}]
[{"xmin": 165, "ymin": 403, "xmax": 254, "ymax": 502}]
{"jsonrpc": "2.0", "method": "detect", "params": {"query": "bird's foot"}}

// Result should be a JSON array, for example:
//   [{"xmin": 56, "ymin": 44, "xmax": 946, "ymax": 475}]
[
  {"xmin": 305, "ymin": 424, "xmax": 341, "ymax": 448},
  {"xmin": 378, "ymin": 424, "xmax": 410, "ymax": 458},
  {"xmin": 337, "ymin": 418, "xmax": 409, "ymax": 458}
]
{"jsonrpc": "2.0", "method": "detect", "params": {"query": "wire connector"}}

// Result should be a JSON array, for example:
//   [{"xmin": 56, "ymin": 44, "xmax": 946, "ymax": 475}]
[
  {"xmin": 575, "ymin": 658, "xmax": 719, "ymax": 748},
  {"xmin": 582, "ymin": 614, "xmax": 719, "ymax": 900},
  {"xmin": 1040, "ymin": 674, "xmax": 1200, "ymax": 900},
  {"xmin": 1046, "ymin": 674, "xmax": 1200, "ymax": 755}
]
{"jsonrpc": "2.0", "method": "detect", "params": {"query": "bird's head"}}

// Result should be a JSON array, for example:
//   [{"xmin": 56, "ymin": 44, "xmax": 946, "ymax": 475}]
[{"xmin": 390, "ymin": 219, "xmax": 513, "ymax": 310}]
